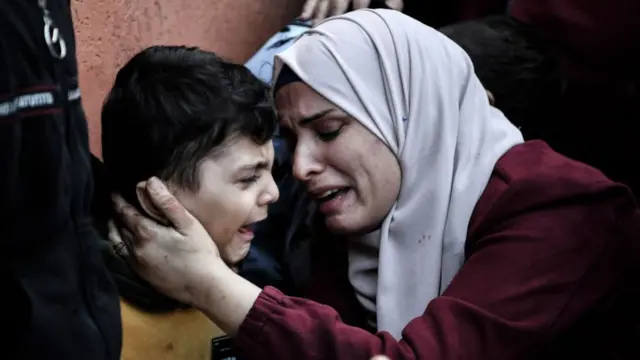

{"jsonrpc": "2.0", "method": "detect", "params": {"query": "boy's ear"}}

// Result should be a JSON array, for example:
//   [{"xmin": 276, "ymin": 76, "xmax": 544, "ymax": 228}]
[{"xmin": 135, "ymin": 181, "xmax": 169, "ymax": 224}]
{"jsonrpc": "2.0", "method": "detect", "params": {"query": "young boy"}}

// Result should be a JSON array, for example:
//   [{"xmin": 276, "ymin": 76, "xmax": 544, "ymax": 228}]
[
  {"xmin": 100, "ymin": 45, "xmax": 279, "ymax": 359},
  {"xmin": 102, "ymin": 45, "xmax": 279, "ymax": 270}
]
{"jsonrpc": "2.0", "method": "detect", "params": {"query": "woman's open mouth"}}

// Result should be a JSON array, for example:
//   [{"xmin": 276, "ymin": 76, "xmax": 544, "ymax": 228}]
[{"xmin": 316, "ymin": 187, "xmax": 352, "ymax": 214}]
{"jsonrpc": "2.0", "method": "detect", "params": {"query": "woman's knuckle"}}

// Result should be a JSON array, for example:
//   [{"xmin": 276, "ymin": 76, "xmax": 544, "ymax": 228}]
[{"xmin": 133, "ymin": 222, "xmax": 151, "ymax": 239}]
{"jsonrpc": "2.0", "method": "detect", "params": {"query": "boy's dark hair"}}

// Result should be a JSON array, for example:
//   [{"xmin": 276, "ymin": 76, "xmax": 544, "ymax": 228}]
[
  {"xmin": 102, "ymin": 45, "xmax": 277, "ymax": 209},
  {"xmin": 440, "ymin": 16, "xmax": 563, "ymax": 138}
]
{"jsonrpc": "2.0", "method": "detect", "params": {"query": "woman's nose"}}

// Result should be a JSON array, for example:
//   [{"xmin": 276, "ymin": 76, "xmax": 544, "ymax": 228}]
[{"xmin": 292, "ymin": 143, "xmax": 324, "ymax": 182}]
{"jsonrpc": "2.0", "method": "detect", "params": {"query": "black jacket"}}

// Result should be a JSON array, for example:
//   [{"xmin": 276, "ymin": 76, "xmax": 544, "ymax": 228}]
[{"xmin": 0, "ymin": 1, "xmax": 121, "ymax": 358}]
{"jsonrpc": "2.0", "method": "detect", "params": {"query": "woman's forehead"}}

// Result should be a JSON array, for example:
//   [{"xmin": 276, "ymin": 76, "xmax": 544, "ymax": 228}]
[{"xmin": 275, "ymin": 83, "xmax": 334, "ymax": 122}]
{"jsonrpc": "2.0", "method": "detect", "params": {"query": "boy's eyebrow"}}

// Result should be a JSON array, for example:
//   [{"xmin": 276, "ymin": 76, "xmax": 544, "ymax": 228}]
[{"xmin": 235, "ymin": 160, "xmax": 270, "ymax": 173}]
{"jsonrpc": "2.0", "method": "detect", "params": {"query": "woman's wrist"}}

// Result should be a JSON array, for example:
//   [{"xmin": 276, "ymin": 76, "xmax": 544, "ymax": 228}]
[{"xmin": 194, "ymin": 258, "xmax": 262, "ymax": 336}]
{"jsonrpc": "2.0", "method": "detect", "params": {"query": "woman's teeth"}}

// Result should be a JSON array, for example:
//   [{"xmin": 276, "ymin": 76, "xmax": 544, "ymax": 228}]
[
  {"xmin": 318, "ymin": 188, "xmax": 349, "ymax": 202},
  {"xmin": 320, "ymin": 189, "xmax": 340, "ymax": 199}
]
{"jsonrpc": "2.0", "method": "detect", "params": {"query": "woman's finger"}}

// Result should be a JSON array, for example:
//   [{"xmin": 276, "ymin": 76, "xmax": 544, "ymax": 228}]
[
  {"xmin": 108, "ymin": 220, "xmax": 130, "ymax": 258},
  {"xmin": 352, "ymin": 0, "xmax": 371, "ymax": 9},
  {"xmin": 385, "ymin": 0, "xmax": 403, "ymax": 10},
  {"xmin": 313, "ymin": 0, "xmax": 330, "ymax": 24},
  {"xmin": 145, "ymin": 177, "xmax": 196, "ymax": 234},
  {"xmin": 107, "ymin": 220, "xmax": 122, "ymax": 246},
  {"xmin": 329, "ymin": 0, "xmax": 350, "ymax": 16},
  {"xmin": 300, "ymin": 0, "xmax": 319, "ymax": 19},
  {"xmin": 112, "ymin": 193, "xmax": 158, "ymax": 244},
  {"xmin": 371, "ymin": 356, "xmax": 391, "ymax": 360}
]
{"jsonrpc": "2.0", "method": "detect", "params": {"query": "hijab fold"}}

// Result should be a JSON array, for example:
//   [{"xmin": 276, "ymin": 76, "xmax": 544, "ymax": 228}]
[{"xmin": 273, "ymin": 9, "xmax": 523, "ymax": 339}]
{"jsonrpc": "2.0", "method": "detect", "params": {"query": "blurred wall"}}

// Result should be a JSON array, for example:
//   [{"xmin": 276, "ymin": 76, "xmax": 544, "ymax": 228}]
[{"xmin": 72, "ymin": 0, "xmax": 303, "ymax": 157}]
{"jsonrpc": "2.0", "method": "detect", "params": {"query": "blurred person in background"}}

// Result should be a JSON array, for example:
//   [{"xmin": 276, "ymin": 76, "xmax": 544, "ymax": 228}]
[
  {"xmin": 408, "ymin": 0, "xmax": 640, "ymax": 198},
  {"xmin": 0, "ymin": 0, "xmax": 121, "ymax": 359},
  {"xmin": 439, "ymin": 15, "xmax": 563, "ymax": 141},
  {"xmin": 508, "ymin": 0, "xmax": 640, "ymax": 199}
]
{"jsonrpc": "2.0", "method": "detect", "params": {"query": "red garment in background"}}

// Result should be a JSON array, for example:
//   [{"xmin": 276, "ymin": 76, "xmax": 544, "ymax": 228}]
[
  {"xmin": 444, "ymin": 0, "xmax": 640, "ymax": 73},
  {"xmin": 509, "ymin": 0, "xmax": 640, "ymax": 198},
  {"xmin": 510, "ymin": 0, "xmax": 640, "ymax": 78},
  {"xmin": 234, "ymin": 141, "xmax": 640, "ymax": 360},
  {"xmin": 419, "ymin": 0, "xmax": 640, "ymax": 198}
]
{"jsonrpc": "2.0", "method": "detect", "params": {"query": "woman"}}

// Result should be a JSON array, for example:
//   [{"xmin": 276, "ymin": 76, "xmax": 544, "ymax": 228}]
[{"xmin": 112, "ymin": 10, "xmax": 640, "ymax": 360}]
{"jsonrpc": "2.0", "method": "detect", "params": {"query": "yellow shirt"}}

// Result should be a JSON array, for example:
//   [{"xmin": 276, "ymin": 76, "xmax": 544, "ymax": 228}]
[{"xmin": 120, "ymin": 299, "xmax": 224, "ymax": 360}]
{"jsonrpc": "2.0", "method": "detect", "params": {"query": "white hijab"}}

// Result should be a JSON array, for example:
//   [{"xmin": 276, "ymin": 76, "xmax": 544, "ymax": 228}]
[{"xmin": 273, "ymin": 9, "xmax": 524, "ymax": 339}]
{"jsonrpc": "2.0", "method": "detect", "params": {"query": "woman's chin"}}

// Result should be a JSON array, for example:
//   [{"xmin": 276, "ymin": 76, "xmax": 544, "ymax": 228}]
[
  {"xmin": 324, "ymin": 211, "xmax": 384, "ymax": 237},
  {"xmin": 324, "ymin": 216, "xmax": 367, "ymax": 236}
]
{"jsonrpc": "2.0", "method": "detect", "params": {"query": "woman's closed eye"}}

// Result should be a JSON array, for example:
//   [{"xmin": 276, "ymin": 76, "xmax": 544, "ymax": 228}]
[{"xmin": 315, "ymin": 121, "xmax": 344, "ymax": 141}]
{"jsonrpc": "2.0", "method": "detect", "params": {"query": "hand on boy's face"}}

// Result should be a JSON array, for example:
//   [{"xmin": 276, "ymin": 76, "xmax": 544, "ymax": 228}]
[{"xmin": 110, "ymin": 179, "xmax": 222, "ymax": 307}]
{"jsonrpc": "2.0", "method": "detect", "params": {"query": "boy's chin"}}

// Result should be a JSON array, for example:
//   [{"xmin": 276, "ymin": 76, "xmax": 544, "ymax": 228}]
[
  {"xmin": 221, "ymin": 257, "xmax": 242, "ymax": 273},
  {"xmin": 221, "ymin": 245, "xmax": 251, "ymax": 272}
]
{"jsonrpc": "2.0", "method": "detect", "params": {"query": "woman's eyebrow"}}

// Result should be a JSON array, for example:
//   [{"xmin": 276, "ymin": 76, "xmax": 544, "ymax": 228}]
[{"xmin": 299, "ymin": 108, "xmax": 334, "ymax": 126}]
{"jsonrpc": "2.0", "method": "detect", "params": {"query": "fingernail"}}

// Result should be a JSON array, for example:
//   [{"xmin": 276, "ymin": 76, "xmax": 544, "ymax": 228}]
[{"xmin": 148, "ymin": 177, "xmax": 163, "ymax": 193}]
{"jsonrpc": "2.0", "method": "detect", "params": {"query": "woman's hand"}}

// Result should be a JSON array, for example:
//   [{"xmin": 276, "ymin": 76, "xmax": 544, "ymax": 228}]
[
  {"xmin": 110, "ymin": 177, "xmax": 262, "ymax": 336},
  {"xmin": 110, "ymin": 177, "xmax": 222, "ymax": 306},
  {"xmin": 299, "ymin": 0, "xmax": 403, "ymax": 25}
]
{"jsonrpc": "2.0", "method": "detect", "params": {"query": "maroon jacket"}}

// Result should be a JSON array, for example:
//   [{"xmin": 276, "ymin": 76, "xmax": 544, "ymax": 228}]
[{"xmin": 235, "ymin": 141, "xmax": 640, "ymax": 360}]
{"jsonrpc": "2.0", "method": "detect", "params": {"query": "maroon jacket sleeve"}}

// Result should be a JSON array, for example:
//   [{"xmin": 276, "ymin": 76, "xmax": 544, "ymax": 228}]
[{"xmin": 234, "ymin": 151, "xmax": 637, "ymax": 360}]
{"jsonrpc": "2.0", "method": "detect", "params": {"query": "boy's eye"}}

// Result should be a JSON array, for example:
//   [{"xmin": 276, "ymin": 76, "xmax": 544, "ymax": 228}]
[{"xmin": 240, "ymin": 174, "xmax": 260, "ymax": 185}]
